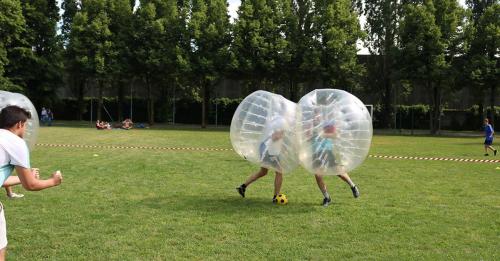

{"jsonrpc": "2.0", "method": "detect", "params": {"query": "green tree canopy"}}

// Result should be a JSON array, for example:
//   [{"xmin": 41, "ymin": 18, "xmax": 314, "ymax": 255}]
[
  {"xmin": 398, "ymin": 0, "xmax": 462, "ymax": 133},
  {"xmin": 313, "ymin": 0, "xmax": 365, "ymax": 90},
  {"xmin": 189, "ymin": 0, "xmax": 232, "ymax": 128},
  {"xmin": 5, "ymin": 0, "xmax": 63, "ymax": 107},
  {"xmin": 0, "ymin": 0, "xmax": 25, "ymax": 90}
]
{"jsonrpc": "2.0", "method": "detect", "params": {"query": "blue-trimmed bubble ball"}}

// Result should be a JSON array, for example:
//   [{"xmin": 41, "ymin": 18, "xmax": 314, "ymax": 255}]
[{"xmin": 296, "ymin": 89, "xmax": 372, "ymax": 175}]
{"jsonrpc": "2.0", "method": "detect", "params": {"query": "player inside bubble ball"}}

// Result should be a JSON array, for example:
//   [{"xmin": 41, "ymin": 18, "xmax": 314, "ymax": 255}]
[
  {"xmin": 236, "ymin": 117, "xmax": 286, "ymax": 204},
  {"xmin": 311, "ymin": 117, "xmax": 360, "ymax": 207}
]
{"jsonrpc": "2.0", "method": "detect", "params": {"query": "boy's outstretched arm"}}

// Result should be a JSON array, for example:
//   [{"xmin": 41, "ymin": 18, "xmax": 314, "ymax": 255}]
[{"xmin": 15, "ymin": 167, "xmax": 62, "ymax": 191}]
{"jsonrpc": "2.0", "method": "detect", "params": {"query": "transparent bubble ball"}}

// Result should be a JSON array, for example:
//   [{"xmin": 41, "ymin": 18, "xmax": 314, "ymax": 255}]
[
  {"xmin": 230, "ymin": 91, "xmax": 298, "ymax": 173},
  {"xmin": 296, "ymin": 89, "xmax": 372, "ymax": 175},
  {"xmin": 0, "ymin": 91, "xmax": 39, "ymax": 150}
]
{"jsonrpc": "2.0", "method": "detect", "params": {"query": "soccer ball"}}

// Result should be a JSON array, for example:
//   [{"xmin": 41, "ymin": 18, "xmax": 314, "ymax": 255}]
[{"xmin": 276, "ymin": 194, "xmax": 288, "ymax": 205}]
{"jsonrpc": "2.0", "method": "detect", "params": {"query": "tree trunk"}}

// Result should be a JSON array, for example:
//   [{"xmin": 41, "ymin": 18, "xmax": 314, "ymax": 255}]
[
  {"xmin": 117, "ymin": 81, "xmax": 124, "ymax": 122},
  {"xmin": 431, "ymin": 82, "xmax": 442, "ymax": 135},
  {"xmin": 289, "ymin": 78, "xmax": 297, "ymax": 102},
  {"xmin": 77, "ymin": 79, "xmax": 85, "ymax": 121},
  {"xmin": 201, "ymin": 80, "xmax": 209, "ymax": 129},
  {"xmin": 381, "ymin": 53, "xmax": 393, "ymax": 128},
  {"xmin": 428, "ymin": 80, "xmax": 434, "ymax": 133},
  {"xmin": 97, "ymin": 80, "xmax": 103, "ymax": 121},
  {"xmin": 146, "ymin": 76, "xmax": 154, "ymax": 126},
  {"xmin": 380, "ymin": 25, "xmax": 394, "ymax": 129},
  {"xmin": 489, "ymin": 82, "xmax": 496, "ymax": 125},
  {"xmin": 478, "ymin": 102, "xmax": 484, "ymax": 127}
]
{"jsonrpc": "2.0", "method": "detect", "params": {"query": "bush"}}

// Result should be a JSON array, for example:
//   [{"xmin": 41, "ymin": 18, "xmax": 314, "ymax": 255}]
[{"xmin": 372, "ymin": 104, "xmax": 500, "ymax": 131}]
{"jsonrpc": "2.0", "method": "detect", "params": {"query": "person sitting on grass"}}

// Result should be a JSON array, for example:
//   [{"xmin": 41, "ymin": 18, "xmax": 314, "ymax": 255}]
[
  {"xmin": 0, "ymin": 105, "xmax": 63, "ymax": 260},
  {"xmin": 96, "ymin": 120, "xmax": 111, "ymax": 130},
  {"xmin": 484, "ymin": 118, "xmax": 497, "ymax": 156},
  {"xmin": 96, "ymin": 120, "xmax": 104, "ymax": 130},
  {"xmin": 122, "ymin": 118, "xmax": 133, "ymax": 130}
]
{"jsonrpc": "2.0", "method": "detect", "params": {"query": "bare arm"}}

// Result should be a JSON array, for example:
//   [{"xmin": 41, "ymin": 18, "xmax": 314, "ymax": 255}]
[{"xmin": 15, "ymin": 166, "xmax": 62, "ymax": 191}]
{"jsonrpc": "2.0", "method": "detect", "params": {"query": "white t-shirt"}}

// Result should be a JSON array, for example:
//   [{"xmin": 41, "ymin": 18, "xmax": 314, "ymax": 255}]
[
  {"xmin": 261, "ymin": 117, "xmax": 286, "ymax": 156},
  {"xmin": 0, "ymin": 129, "xmax": 30, "ymax": 185},
  {"xmin": 262, "ymin": 138, "xmax": 283, "ymax": 156}
]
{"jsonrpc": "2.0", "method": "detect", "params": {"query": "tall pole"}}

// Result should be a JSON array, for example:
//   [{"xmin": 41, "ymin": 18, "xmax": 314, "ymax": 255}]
[
  {"xmin": 90, "ymin": 86, "xmax": 93, "ymax": 125},
  {"xmin": 172, "ymin": 83, "xmax": 176, "ymax": 124},
  {"xmin": 215, "ymin": 87, "xmax": 218, "ymax": 127},
  {"xmin": 130, "ymin": 82, "xmax": 133, "ymax": 121}
]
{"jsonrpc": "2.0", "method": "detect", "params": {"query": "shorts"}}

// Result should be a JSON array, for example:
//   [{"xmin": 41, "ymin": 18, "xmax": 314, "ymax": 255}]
[
  {"xmin": 312, "ymin": 150, "xmax": 336, "ymax": 169},
  {"xmin": 259, "ymin": 143, "xmax": 281, "ymax": 170},
  {"xmin": 484, "ymin": 137, "xmax": 493, "ymax": 145},
  {"xmin": 0, "ymin": 203, "xmax": 7, "ymax": 250}
]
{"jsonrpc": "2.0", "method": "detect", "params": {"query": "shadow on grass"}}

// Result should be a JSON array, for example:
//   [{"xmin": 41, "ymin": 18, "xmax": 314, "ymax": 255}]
[{"xmin": 137, "ymin": 194, "xmax": 317, "ymax": 216}]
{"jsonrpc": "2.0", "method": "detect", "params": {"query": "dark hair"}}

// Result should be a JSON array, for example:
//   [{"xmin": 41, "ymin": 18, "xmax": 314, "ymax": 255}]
[{"xmin": 0, "ymin": 105, "xmax": 32, "ymax": 129}]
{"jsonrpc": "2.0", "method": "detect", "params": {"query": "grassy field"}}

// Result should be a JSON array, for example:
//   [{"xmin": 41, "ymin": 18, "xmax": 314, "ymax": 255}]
[{"xmin": 4, "ymin": 125, "xmax": 499, "ymax": 260}]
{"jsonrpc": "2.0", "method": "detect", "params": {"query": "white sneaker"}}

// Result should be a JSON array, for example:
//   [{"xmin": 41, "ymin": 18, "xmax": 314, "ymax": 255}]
[{"xmin": 7, "ymin": 193, "xmax": 24, "ymax": 199}]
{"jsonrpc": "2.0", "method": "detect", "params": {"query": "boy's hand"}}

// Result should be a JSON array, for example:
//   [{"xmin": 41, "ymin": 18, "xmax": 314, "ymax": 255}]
[
  {"xmin": 31, "ymin": 168, "xmax": 40, "ymax": 179},
  {"xmin": 52, "ymin": 171, "xmax": 63, "ymax": 186}
]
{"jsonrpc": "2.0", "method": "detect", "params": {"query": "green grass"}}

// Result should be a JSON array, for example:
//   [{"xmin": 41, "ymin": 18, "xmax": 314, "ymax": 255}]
[{"xmin": 4, "ymin": 125, "xmax": 499, "ymax": 260}]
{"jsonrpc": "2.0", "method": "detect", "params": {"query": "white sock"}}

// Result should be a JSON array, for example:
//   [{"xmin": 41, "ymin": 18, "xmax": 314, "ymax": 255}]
[
  {"xmin": 346, "ymin": 180, "xmax": 355, "ymax": 188},
  {"xmin": 322, "ymin": 190, "xmax": 330, "ymax": 199}
]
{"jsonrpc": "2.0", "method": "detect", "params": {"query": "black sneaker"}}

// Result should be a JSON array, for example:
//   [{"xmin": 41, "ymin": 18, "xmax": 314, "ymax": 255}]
[
  {"xmin": 272, "ymin": 198, "xmax": 277, "ymax": 204},
  {"xmin": 351, "ymin": 185, "xmax": 360, "ymax": 198},
  {"xmin": 485, "ymin": 153, "xmax": 489, "ymax": 156},
  {"xmin": 322, "ymin": 197, "xmax": 331, "ymax": 207},
  {"xmin": 236, "ymin": 186, "xmax": 246, "ymax": 198},
  {"xmin": 495, "ymin": 150, "xmax": 497, "ymax": 156}
]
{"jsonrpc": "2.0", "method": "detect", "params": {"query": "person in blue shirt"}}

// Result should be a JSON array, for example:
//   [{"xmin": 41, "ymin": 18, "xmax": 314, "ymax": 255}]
[
  {"xmin": 312, "ymin": 120, "xmax": 359, "ymax": 207},
  {"xmin": 483, "ymin": 118, "xmax": 496, "ymax": 156}
]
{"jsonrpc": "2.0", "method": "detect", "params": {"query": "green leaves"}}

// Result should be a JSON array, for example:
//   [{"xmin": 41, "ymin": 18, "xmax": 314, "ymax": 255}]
[
  {"xmin": 0, "ymin": 0, "xmax": 25, "ymax": 90},
  {"xmin": 233, "ymin": 0, "xmax": 289, "ymax": 84},
  {"xmin": 314, "ymin": 0, "xmax": 365, "ymax": 89}
]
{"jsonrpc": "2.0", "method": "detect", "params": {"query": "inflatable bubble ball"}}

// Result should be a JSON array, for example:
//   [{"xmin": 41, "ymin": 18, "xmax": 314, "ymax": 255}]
[
  {"xmin": 230, "ymin": 91, "xmax": 299, "ymax": 174},
  {"xmin": 296, "ymin": 89, "xmax": 372, "ymax": 176},
  {"xmin": 0, "ymin": 91, "xmax": 39, "ymax": 150}
]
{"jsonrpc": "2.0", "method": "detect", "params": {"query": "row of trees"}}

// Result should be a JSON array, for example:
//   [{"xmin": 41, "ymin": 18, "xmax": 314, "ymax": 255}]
[{"xmin": 0, "ymin": 0, "xmax": 498, "ymax": 132}]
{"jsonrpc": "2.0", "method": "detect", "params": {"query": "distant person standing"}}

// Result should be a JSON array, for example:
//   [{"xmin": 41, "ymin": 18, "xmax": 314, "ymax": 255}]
[
  {"xmin": 47, "ymin": 109, "xmax": 53, "ymax": 126},
  {"xmin": 483, "ymin": 118, "xmax": 497, "ymax": 156},
  {"xmin": 40, "ymin": 107, "xmax": 48, "ymax": 125}
]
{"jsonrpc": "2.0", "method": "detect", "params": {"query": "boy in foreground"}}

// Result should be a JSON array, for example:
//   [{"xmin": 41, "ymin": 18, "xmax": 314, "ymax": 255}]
[{"xmin": 0, "ymin": 105, "xmax": 63, "ymax": 260}]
